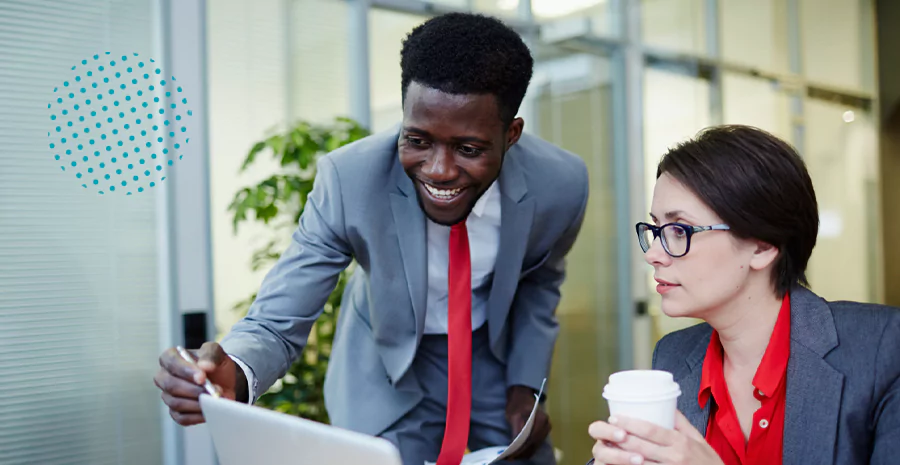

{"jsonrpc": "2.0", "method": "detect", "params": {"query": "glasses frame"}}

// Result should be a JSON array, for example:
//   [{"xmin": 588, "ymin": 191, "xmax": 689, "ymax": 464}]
[{"xmin": 635, "ymin": 222, "xmax": 731, "ymax": 258}]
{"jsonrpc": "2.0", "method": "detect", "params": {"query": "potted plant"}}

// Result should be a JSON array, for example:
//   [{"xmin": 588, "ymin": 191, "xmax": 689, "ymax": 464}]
[{"xmin": 228, "ymin": 117, "xmax": 369, "ymax": 423}]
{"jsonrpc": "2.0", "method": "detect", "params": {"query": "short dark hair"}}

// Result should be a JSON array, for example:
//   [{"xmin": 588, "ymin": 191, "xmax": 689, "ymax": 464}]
[
  {"xmin": 400, "ymin": 13, "xmax": 533, "ymax": 125},
  {"xmin": 657, "ymin": 125, "xmax": 819, "ymax": 296}
]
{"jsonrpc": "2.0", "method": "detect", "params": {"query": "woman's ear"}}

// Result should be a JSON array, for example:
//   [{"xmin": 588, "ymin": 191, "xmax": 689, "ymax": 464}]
[{"xmin": 749, "ymin": 241, "xmax": 779, "ymax": 272}]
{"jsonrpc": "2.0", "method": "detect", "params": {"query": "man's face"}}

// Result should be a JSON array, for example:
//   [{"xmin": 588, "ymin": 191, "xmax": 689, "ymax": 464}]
[{"xmin": 398, "ymin": 81, "xmax": 523, "ymax": 226}]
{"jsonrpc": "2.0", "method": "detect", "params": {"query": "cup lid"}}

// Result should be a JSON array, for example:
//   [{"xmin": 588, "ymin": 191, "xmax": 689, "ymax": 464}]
[{"xmin": 602, "ymin": 370, "xmax": 681, "ymax": 401}]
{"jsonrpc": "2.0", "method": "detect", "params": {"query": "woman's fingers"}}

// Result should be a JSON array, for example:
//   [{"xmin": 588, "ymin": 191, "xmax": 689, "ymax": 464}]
[
  {"xmin": 610, "ymin": 416, "xmax": 677, "ymax": 446},
  {"xmin": 589, "ymin": 420, "xmax": 628, "ymax": 443},
  {"xmin": 590, "ymin": 420, "xmax": 646, "ymax": 465},
  {"xmin": 617, "ymin": 432, "xmax": 673, "ymax": 464},
  {"xmin": 674, "ymin": 410, "xmax": 706, "ymax": 442},
  {"xmin": 592, "ymin": 440, "xmax": 646, "ymax": 465}
]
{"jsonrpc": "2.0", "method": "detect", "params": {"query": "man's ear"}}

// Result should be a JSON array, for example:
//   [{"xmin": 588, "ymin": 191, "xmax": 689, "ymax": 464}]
[
  {"xmin": 749, "ymin": 240, "xmax": 780, "ymax": 272},
  {"xmin": 506, "ymin": 117, "xmax": 524, "ymax": 148}
]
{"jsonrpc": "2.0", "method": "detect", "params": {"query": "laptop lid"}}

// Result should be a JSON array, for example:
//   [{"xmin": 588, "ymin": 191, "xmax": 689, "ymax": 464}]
[{"xmin": 199, "ymin": 394, "xmax": 402, "ymax": 465}]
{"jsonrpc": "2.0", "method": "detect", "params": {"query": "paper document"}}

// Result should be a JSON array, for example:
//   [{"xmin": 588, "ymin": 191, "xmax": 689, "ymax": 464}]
[{"xmin": 426, "ymin": 378, "xmax": 547, "ymax": 465}]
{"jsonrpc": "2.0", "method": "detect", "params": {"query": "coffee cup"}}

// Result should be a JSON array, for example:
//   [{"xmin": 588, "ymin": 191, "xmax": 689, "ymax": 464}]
[{"xmin": 602, "ymin": 370, "xmax": 682, "ymax": 429}]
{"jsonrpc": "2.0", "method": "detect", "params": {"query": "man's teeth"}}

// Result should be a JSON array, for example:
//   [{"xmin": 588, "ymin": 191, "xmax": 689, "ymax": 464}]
[{"xmin": 424, "ymin": 183, "xmax": 462, "ymax": 199}]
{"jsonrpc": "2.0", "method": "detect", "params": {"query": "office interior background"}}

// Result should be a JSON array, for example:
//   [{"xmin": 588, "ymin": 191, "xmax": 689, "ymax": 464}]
[{"xmin": 1, "ymin": 0, "xmax": 898, "ymax": 464}]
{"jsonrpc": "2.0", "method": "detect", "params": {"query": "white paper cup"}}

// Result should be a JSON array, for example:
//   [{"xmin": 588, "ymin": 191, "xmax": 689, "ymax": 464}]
[{"xmin": 602, "ymin": 370, "xmax": 681, "ymax": 429}]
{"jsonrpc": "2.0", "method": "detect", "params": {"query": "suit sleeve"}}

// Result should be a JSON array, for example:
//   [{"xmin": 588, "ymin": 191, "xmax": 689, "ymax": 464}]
[
  {"xmin": 870, "ymin": 313, "xmax": 900, "ymax": 464},
  {"xmin": 219, "ymin": 156, "xmax": 353, "ymax": 395},
  {"xmin": 505, "ymin": 165, "xmax": 589, "ymax": 392}
]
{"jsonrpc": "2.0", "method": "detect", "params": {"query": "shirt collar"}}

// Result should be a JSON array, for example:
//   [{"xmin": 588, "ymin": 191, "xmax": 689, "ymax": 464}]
[
  {"xmin": 752, "ymin": 292, "xmax": 792, "ymax": 397},
  {"xmin": 698, "ymin": 292, "xmax": 792, "ymax": 408},
  {"xmin": 469, "ymin": 180, "xmax": 498, "ymax": 218},
  {"xmin": 698, "ymin": 329, "xmax": 722, "ymax": 409}
]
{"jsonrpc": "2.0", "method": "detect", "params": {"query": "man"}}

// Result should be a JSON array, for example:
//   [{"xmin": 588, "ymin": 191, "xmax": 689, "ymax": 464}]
[{"xmin": 154, "ymin": 12, "xmax": 589, "ymax": 465}]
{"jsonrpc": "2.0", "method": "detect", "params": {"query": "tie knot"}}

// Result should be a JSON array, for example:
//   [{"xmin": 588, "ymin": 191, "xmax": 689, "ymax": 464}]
[{"xmin": 451, "ymin": 220, "xmax": 467, "ymax": 232}]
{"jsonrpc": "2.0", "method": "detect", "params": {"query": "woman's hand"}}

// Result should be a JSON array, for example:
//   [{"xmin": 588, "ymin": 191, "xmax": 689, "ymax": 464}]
[{"xmin": 588, "ymin": 411, "xmax": 724, "ymax": 465}]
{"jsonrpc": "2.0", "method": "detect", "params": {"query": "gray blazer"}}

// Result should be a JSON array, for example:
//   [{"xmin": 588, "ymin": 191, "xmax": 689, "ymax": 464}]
[
  {"xmin": 652, "ymin": 286, "xmax": 900, "ymax": 464},
  {"xmin": 220, "ymin": 126, "xmax": 589, "ymax": 436}
]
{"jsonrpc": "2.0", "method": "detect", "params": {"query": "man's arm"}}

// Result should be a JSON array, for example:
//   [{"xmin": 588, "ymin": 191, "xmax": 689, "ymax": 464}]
[
  {"xmin": 220, "ymin": 156, "xmax": 353, "ymax": 397},
  {"xmin": 502, "ymin": 166, "xmax": 588, "ymax": 458},
  {"xmin": 505, "ymin": 172, "xmax": 589, "ymax": 393}
]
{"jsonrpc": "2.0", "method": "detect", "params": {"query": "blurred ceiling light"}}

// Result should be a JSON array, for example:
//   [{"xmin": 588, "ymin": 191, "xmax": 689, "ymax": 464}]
[
  {"xmin": 819, "ymin": 210, "xmax": 843, "ymax": 238},
  {"xmin": 843, "ymin": 110, "xmax": 855, "ymax": 123},
  {"xmin": 497, "ymin": 0, "xmax": 518, "ymax": 10}
]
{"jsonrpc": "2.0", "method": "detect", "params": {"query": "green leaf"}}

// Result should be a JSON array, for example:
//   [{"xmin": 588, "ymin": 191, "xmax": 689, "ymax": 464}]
[
  {"xmin": 266, "ymin": 133, "xmax": 286, "ymax": 159},
  {"xmin": 256, "ymin": 203, "xmax": 279, "ymax": 224},
  {"xmin": 240, "ymin": 141, "xmax": 267, "ymax": 172},
  {"xmin": 227, "ymin": 187, "xmax": 253, "ymax": 233}
]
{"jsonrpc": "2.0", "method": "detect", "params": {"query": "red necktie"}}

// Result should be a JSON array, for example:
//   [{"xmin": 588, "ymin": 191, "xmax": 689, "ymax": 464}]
[{"xmin": 436, "ymin": 220, "xmax": 472, "ymax": 465}]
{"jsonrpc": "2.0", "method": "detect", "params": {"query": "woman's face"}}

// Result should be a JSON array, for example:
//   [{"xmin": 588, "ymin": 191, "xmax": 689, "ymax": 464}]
[{"xmin": 645, "ymin": 173, "xmax": 776, "ymax": 319}]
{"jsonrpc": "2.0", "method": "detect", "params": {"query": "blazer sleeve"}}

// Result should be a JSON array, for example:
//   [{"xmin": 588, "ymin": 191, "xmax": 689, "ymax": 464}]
[
  {"xmin": 870, "ymin": 313, "xmax": 900, "ymax": 464},
  {"xmin": 219, "ymin": 156, "xmax": 353, "ymax": 395},
  {"xmin": 504, "ymin": 166, "xmax": 589, "ymax": 392}
]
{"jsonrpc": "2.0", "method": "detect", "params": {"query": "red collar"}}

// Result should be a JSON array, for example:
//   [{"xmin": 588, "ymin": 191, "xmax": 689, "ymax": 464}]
[{"xmin": 699, "ymin": 293, "xmax": 792, "ymax": 408}]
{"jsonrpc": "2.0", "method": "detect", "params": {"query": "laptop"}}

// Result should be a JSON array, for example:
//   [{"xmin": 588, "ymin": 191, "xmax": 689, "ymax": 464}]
[{"xmin": 199, "ymin": 394, "xmax": 403, "ymax": 465}]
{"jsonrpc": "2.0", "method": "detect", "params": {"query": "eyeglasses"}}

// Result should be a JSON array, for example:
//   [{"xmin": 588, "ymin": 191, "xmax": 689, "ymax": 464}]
[{"xmin": 635, "ymin": 222, "xmax": 731, "ymax": 258}]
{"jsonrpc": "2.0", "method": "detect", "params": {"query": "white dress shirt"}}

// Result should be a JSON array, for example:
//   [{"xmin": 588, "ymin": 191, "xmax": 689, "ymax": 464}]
[
  {"xmin": 231, "ymin": 181, "xmax": 502, "ymax": 402},
  {"xmin": 424, "ymin": 180, "xmax": 500, "ymax": 333}
]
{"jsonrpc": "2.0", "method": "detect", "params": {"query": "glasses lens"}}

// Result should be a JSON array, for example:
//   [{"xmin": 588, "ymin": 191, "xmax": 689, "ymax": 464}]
[
  {"xmin": 662, "ymin": 224, "xmax": 689, "ymax": 256},
  {"xmin": 637, "ymin": 224, "xmax": 653, "ymax": 252}
]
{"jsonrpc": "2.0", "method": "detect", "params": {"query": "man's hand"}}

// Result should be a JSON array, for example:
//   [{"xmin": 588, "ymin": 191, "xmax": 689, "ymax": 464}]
[
  {"xmin": 153, "ymin": 341, "xmax": 249, "ymax": 426},
  {"xmin": 504, "ymin": 384, "xmax": 551, "ymax": 459}
]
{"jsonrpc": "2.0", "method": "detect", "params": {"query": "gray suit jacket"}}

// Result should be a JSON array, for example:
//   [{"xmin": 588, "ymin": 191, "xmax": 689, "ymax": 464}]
[
  {"xmin": 220, "ymin": 126, "xmax": 589, "ymax": 436},
  {"xmin": 652, "ymin": 286, "xmax": 900, "ymax": 464}
]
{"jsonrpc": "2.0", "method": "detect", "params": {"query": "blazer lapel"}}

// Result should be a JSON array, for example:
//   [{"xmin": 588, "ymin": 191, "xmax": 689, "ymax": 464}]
[
  {"xmin": 486, "ymin": 152, "xmax": 534, "ymax": 356},
  {"xmin": 782, "ymin": 287, "xmax": 843, "ymax": 465},
  {"xmin": 678, "ymin": 330, "xmax": 712, "ymax": 435},
  {"xmin": 388, "ymin": 152, "xmax": 428, "ymax": 337}
]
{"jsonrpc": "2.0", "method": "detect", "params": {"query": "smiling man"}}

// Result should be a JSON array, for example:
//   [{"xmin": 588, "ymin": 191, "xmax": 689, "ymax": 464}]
[{"xmin": 154, "ymin": 12, "xmax": 588, "ymax": 465}]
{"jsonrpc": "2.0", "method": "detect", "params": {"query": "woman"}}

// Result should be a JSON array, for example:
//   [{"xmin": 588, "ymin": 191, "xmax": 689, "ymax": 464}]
[{"xmin": 588, "ymin": 125, "xmax": 900, "ymax": 465}]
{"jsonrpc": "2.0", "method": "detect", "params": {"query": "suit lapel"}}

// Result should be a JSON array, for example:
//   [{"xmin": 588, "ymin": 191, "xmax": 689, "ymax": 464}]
[
  {"xmin": 666, "ymin": 289, "xmax": 842, "ymax": 462},
  {"xmin": 486, "ymin": 152, "xmax": 534, "ymax": 353},
  {"xmin": 388, "ymin": 151, "xmax": 428, "ymax": 337},
  {"xmin": 782, "ymin": 287, "xmax": 843, "ymax": 465},
  {"xmin": 679, "ymin": 329, "xmax": 712, "ymax": 435}
]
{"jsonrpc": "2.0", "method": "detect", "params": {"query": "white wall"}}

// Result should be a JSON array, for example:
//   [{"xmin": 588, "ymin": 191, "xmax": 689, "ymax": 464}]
[
  {"xmin": 290, "ymin": 0, "xmax": 351, "ymax": 122},
  {"xmin": 369, "ymin": 9, "xmax": 424, "ymax": 132},
  {"xmin": 208, "ymin": 0, "xmax": 356, "ymax": 335},
  {"xmin": 207, "ymin": 0, "xmax": 289, "ymax": 335}
]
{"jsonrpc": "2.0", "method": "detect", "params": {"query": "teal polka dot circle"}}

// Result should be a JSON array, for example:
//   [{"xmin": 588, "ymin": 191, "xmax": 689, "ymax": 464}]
[{"xmin": 46, "ymin": 52, "xmax": 193, "ymax": 195}]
